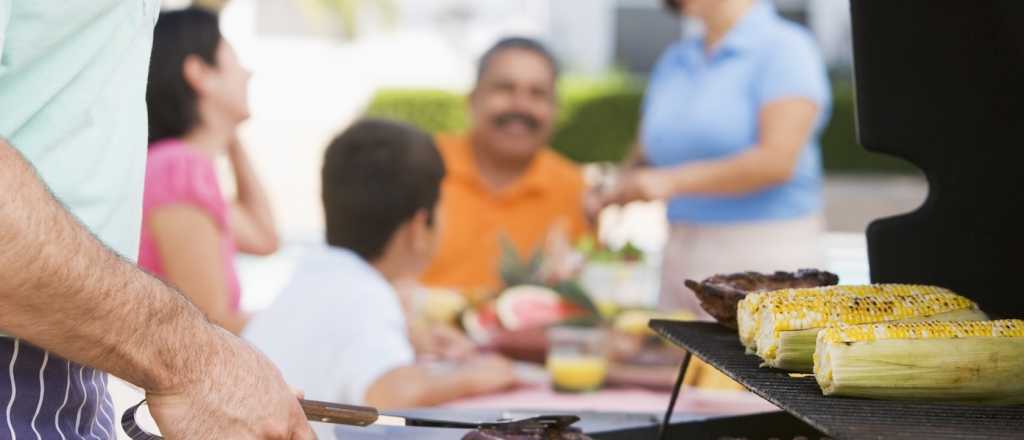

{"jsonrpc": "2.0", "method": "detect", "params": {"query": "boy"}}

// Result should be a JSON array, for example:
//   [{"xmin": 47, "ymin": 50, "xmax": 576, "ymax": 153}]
[{"xmin": 244, "ymin": 119, "xmax": 518, "ymax": 438}]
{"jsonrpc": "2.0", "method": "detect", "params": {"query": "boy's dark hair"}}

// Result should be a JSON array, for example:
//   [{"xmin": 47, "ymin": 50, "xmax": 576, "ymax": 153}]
[
  {"xmin": 477, "ymin": 36, "xmax": 560, "ymax": 81},
  {"xmin": 147, "ymin": 7, "xmax": 222, "ymax": 143},
  {"xmin": 321, "ymin": 119, "xmax": 446, "ymax": 261},
  {"xmin": 664, "ymin": 0, "xmax": 680, "ymax": 13}
]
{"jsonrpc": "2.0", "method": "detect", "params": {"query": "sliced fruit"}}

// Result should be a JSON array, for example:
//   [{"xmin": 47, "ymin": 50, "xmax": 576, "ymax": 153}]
[
  {"xmin": 420, "ymin": 288, "xmax": 468, "ymax": 325},
  {"xmin": 596, "ymin": 300, "xmax": 620, "ymax": 320},
  {"xmin": 614, "ymin": 310, "xmax": 653, "ymax": 337},
  {"xmin": 496, "ymin": 285, "xmax": 572, "ymax": 331},
  {"xmin": 460, "ymin": 302, "xmax": 502, "ymax": 344}
]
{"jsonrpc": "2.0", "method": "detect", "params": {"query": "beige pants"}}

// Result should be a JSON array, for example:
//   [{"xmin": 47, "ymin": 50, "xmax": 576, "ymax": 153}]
[{"xmin": 659, "ymin": 214, "xmax": 826, "ymax": 317}]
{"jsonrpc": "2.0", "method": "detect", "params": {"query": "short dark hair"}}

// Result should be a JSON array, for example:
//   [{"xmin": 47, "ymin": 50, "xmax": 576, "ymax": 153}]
[
  {"xmin": 477, "ymin": 36, "xmax": 559, "ymax": 82},
  {"xmin": 146, "ymin": 8, "xmax": 222, "ymax": 143},
  {"xmin": 321, "ymin": 118, "xmax": 446, "ymax": 261},
  {"xmin": 664, "ymin": 0, "xmax": 681, "ymax": 13}
]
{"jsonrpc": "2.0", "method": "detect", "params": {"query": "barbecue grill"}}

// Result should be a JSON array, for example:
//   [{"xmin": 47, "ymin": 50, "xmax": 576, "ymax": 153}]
[
  {"xmin": 120, "ymin": 2, "xmax": 1024, "ymax": 438},
  {"xmin": 636, "ymin": 1, "xmax": 1024, "ymax": 438},
  {"xmin": 648, "ymin": 321, "xmax": 1024, "ymax": 439}
]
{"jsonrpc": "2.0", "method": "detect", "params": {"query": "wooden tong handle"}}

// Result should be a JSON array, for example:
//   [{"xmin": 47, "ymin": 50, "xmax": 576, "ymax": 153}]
[{"xmin": 300, "ymin": 399, "xmax": 380, "ymax": 427}]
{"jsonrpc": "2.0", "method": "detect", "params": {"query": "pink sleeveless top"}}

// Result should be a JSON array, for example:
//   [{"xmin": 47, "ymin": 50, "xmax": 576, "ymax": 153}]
[{"xmin": 138, "ymin": 139, "xmax": 242, "ymax": 311}]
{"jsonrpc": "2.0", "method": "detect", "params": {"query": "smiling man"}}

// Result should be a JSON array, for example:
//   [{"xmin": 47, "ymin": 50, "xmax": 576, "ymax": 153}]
[{"xmin": 420, "ymin": 37, "xmax": 590, "ymax": 295}]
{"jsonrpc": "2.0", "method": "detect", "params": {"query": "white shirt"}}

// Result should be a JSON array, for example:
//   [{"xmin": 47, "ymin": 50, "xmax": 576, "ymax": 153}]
[{"xmin": 244, "ymin": 245, "xmax": 414, "ymax": 431}]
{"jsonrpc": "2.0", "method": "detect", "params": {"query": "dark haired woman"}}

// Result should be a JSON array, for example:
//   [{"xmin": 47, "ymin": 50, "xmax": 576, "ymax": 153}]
[
  {"xmin": 597, "ymin": 0, "xmax": 831, "ymax": 318},
  {"xmin": 139, "ymin": 8, "xmax": 278, "ymax": 334}
]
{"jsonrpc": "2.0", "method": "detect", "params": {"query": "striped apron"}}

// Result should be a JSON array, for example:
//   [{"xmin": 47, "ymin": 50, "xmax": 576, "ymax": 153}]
[{"xmin": 0, "ymin": 338, "xmax": 115, "ymax": 439}]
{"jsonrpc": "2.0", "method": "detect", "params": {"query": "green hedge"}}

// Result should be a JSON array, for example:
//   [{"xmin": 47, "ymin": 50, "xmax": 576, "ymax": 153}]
[
  {"xmin": 363, "ymin": 79, "xmax": 915, "ymax": 174},
  {"xmin": 552, "ymin": 75, "xmax": 645, "ymax": 163},
  {"xmin": 819, "ymin": 82, "xmax": 915, "ymax": 173},
  {"xmin": 364, "ymin": 89, "xmax": 467, "ymax": 133}
]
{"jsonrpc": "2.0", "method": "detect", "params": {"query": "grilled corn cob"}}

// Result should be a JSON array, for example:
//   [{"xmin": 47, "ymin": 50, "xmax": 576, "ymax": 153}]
[
  {"xmin": 738, "ymin": 288, "xmax": 839, "ymax": 352},
  {"xmin": 737, "ymin": 284, "xmax": 965, "ymax": 352},
  {"xmin": 753, "ymin": 285, "xmax": 985, "ymax": 371},
  {"xmin": 737, "ymin": 291, "xmax": 769, "ymax": 351},
  {"xmin": 814, "ymin": 320, "xmax": 1024, "ymax": 404}
]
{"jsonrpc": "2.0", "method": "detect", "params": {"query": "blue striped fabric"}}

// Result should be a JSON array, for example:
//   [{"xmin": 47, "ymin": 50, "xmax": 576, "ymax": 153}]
[{"xmin": 0, "ymin": 338, "xmax": 114, "ymax": 440}]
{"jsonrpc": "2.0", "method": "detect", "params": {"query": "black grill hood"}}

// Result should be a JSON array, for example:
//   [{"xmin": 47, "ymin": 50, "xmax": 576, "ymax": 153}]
[{"xmin": 852, "ymin": 0, "xmax": 1024, "ymax": 317}]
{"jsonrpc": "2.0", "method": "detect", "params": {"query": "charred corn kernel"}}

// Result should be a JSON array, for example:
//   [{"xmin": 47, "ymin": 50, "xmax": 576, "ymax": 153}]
[
  {"xmin": 820, "ymin": 319, "xmax": 1024, "ymax": 343},
  {"xmin": 737, "ymin": 292, "xmax": 768, "ymax": 351},
  {"xmin": 737, "ymin": 284, "xmax": 955, "ymax": 351},
  {"xmin": 753, "ymin": 286, "xmax": 984, "ymax": 371},
  {"xmin": 814, "ymin": 320, "xmax": 1024, "ymax": 404}
]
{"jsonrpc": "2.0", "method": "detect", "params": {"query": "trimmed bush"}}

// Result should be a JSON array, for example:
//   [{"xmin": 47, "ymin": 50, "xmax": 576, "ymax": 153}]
[
  {"xmin": 819, "ymin": 81, "xmax": 916, "ymax": 173},
  {"xmin": 551, "ymin": 75, "xmax": 644, "ymax": 163},
  {"xmin": 362, "ymin": 79, "xmax": 916, "ymax": 173},
  {"xmin": 364, "ymin": 89, "xmax": 468, "ymax": 133}
]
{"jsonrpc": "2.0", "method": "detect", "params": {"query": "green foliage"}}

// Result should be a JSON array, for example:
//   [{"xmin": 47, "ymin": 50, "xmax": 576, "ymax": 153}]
[
  {"xmin": 576, "ymin": 235, "xmax": 645, "ymax": 263},
  {"xmin": 364, "ymin": 89, "xmax": 468, "ymax": 133},
  {"xmin": 193, "ymin": 0, "xmax": 229, "ymax": 11},
  {"xmin": 498, "ymin": 235, "xmax": 542, "ymax": 289},
  {"xmin": 362, "ymin": 78, "xmax": 917, "ymax": 173},
  {"xmin": 550, "ymin": 280, "xmax": 601, "ymax": 319},
  {"xmin": 819, "ymin": 81, "xmax": 917, "ymax": 174},
  {"xmin": 551, "ymin": 74, "xmax": 645, "ymax": 163},
  {"xmin": 299, "ymin": 0, "xmax": 398, "ymax": 40}
]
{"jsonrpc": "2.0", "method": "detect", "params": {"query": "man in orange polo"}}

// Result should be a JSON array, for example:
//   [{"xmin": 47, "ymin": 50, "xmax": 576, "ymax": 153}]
[{"xmin": 421, "ymin": 37, "xmax": 590, "ymax": 295}]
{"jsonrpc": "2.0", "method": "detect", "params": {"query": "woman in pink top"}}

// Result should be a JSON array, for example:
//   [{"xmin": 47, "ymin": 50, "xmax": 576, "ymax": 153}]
[{"xmin": 140, "ymin": 8, "xmax": 279, "ymax": 334}]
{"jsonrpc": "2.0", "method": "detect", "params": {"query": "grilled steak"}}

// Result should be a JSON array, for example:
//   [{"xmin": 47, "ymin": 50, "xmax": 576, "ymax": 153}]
[{"xmin": 685, "ymin": 269, "xmax": 839, "ymax": 329}]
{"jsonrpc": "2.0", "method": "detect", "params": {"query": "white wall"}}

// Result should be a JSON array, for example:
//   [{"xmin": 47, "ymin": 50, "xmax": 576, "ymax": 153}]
[{"xmin": 548, "ymin": 0, "xmax": 615, "ymax": 75}]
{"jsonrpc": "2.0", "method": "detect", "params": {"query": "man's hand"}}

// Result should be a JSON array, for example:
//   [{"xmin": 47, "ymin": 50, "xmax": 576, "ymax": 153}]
[{"xmin": 145, "ymin": 330, "xmax": 315, "ymax": 439}]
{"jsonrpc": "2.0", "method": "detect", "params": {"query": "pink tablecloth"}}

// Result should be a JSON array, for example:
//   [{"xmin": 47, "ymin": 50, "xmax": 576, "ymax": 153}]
[{"xmin": 441, "ymin": 385, "xmax": 777, "ymax": 416}]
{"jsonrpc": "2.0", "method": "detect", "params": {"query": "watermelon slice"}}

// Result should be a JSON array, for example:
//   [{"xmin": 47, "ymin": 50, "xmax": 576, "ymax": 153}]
[
  {"xmin": 460, "ymin": 302, "xmax": 502, "ymax": 344},
  {"xmin": 495, "ymin": 285, "xmax": 577, "ymax": 331}
]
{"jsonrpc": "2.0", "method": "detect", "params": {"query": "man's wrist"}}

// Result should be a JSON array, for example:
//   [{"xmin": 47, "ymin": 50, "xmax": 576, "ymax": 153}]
[{"xmin": 140, "ymin": 313, "xmax": 229, "ymax": 394}]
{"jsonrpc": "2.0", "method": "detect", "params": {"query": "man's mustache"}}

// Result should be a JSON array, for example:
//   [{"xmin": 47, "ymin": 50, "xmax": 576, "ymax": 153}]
[{"xmin": 493, "ymin": 112, "xmax": 541, "ymax": 132}]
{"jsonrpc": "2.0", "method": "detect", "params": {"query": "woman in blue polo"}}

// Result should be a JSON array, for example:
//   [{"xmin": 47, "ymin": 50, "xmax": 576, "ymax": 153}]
[{"xmin": 601, "ymin": 0, "xmax": 831, "ymax": 315}]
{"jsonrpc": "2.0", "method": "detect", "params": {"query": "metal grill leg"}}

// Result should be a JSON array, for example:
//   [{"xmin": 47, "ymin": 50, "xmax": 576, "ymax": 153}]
[{"xmin": 656, "ymin": 351, "xmax": 691, "ymax": 440}]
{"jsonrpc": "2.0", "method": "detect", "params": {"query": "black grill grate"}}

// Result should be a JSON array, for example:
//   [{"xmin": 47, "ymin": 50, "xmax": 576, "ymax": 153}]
[{"xmin": 650, "ymin": 320, "xmax": 1024, "ymax": 440}]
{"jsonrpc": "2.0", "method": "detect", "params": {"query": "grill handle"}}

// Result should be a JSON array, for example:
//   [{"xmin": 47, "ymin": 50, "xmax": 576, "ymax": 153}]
[
  {"xmin": 300, "ymin": 399, "xmax": 380, "ymax": 426},
  {"xmin": 122, "ymin": 399, "xmax": 382, "ymax": 440}
]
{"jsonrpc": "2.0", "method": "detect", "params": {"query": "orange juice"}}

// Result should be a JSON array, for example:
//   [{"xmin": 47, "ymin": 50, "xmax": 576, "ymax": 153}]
[{"xmin": 546, "ymin": 355, "xmax": 609, "ymax": 392}]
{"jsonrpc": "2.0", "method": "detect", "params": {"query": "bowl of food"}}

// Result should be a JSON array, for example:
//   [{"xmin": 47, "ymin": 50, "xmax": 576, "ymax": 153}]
[{"xmin": 684, "ymin": 269, "xmax": 839, "ymax": 329}]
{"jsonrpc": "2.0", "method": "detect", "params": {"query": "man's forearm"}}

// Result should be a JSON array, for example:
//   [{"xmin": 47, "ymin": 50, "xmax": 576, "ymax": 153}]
[{"xmin": 0, "ymin": 139, "xmax": 219, "ymax": 393}]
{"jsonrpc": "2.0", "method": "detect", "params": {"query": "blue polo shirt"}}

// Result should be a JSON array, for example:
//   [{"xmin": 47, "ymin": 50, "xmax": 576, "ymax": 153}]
[{"xmin": 642, "ymin": 0, "xmax": 830, "ymax": 224}]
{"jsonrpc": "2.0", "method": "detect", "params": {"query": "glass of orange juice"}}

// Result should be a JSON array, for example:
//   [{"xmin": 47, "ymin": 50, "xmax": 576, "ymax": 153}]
[{"xmin": 546, "ymin": 326, "xmax": 609, "ymax": 393}]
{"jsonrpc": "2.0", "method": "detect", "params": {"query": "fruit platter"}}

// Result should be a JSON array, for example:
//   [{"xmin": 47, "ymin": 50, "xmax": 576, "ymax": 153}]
[{"xmin": 417, "ymin": 238, "xmax": 693, "ymax": 391}]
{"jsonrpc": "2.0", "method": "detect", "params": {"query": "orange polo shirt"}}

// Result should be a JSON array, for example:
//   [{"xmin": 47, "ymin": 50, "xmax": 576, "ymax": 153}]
[{"xmin": 422, "ymin": 133, "xmax": 590, "ymax": 296}]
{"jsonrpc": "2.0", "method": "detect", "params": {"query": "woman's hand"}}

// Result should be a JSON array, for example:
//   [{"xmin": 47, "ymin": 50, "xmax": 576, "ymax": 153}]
[
  {"xmin": 601, "ymin": 168, "xmax": 677, "ymax": 207},
  {"xmin": 227, "ymin": 137, "xmax": 280, "ymax": 256}
]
